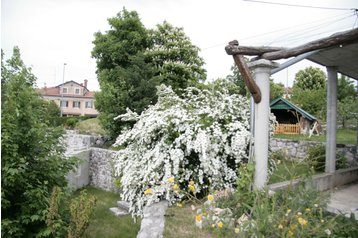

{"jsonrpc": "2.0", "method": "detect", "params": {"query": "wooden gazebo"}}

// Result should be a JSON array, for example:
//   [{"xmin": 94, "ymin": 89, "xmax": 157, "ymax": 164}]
[{"xmin": 270, "ymin": 97, "xmax": 318, "ymax": 135}]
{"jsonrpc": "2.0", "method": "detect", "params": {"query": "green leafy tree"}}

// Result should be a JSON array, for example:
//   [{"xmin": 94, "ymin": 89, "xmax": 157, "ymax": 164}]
[
  {"xmin": 226, "ymin": 64, "xmax": 249, "ymax": 97},
  {"xmin": 92, "ymin": 9, "xmax": 207, "ymax": 137},
  {"xmin": 92, "ymin": 9, "xmax": 155, "ymax": 137},
  {"xmin": 270, "ymin": 79, "xmax": 284, "ymax": 101},
  {"xmin": 291, "ymin": 87, "xmax": 327, "ymax": 120},
  {"xmin": 338, "ymin": 96, "xmax": 358, "ymax": 128},
  {"xmin": 294, "ymin": 66, "xmax": 326, "ymax": 90},
  {"xmin": 1, "ymin": 47, "xmax": 76, "ymax": 237},
  {"xmin": 337, "ymin": 75, "xmax": 357, "ymax": 128},
  {"xmin": 337, "ymin": 75, "xmax": 356, "ymax": 101},
  {"xmin": 291, "ymin": 67, "xmax": 327, "ymax": 119},
  {"xmin": 147, "ymin": 21, "xmax": 206, "ymax": 90}
]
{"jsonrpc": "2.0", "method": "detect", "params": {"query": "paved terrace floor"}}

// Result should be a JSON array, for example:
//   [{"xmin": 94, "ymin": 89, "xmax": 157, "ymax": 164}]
[{"xmin": 327, "ymin": 182, "xmax": 358, "ymax": 220}]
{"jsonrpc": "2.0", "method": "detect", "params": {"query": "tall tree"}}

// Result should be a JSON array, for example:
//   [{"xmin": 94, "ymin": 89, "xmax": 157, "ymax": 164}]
[
  {"xmin": 92, "ymin": 8, "xmax": 155, "ymax": 137},
  {"xmin": 291, "ymin": 67, "xmax": 327, "ymax": 119},
  {"xmin": 270, "ymin": 79, "xmax": 284, "ymax": 101},
  {"xmin": 226, "ymin": 64, "xmax": 248, "ymax": 97},
  {"xmin": 92, "ymin": 9, "xmax": 206, "ymax": 137},
  {"xmin": 147, "ymin": 21, "xmax": 206, "ymax": 91},
  {"xmin": 337, "ymin": 75, "xmax": 356, "ymax": 101},
  {"xmin": 337, "ymin": 75, "xmax": 357, "ymax": 128},
  {"xmin": 1, "ymin": 47, "xmax": 76, "ymax": 237},
  {"xmin": 293, "ymin": 66, "xmax": 326, "ymax": 90}
]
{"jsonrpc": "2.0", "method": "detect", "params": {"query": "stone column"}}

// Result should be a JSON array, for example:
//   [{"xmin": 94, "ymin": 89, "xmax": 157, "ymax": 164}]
[
  {"xmin": 326, "ymin": 66, "xmax": 338, "ymax": 173},
  {"xmin": 248, "ymin": 59, "xmax": 279, "ymax": 189}
]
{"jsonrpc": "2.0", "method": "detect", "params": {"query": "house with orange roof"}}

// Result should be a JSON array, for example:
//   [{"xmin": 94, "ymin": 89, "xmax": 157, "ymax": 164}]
[{"xmin": 37, "ymin": 79, "xmax": 99, "ymax": 117}]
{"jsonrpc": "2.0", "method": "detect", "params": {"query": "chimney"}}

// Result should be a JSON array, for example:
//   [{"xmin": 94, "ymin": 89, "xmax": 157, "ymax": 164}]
[{"xmin": 84, "ymin": 79, "xmax": 88, "ymax": 88}]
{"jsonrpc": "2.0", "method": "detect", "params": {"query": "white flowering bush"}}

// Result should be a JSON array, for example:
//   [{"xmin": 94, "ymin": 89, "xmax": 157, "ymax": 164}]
[{"xmin": 113, "ymin": 84, "xmax": 252, "ymax": 217}]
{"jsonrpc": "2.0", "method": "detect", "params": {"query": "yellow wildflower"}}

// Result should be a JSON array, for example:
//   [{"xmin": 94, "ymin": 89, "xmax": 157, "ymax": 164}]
[
  {"xmin": 188, "ymin": 184, "xmax": 195, "ymax": 193},
  {"xmin": 320, "ymin": 219, "xmax": 325, "ymax": 223},
  {"xmin": 168, "ymin": 177, "xmax": 175, "ymax": 183},
  {"xmin": 289, "ymin": 224, "xmax": 297, "ymax": 230},
  {"xmin": 297, "ymin": 212, "xmax": 302, "ymax": 216},
  {"xmin": 278, "ymin": 224, "xmax": 283, "ymax": 229},
  {"xmin": 144, "ymin": 188, "xmax": 153, "ymax": 195},
  {"xmin": 305, "ymin": 208, "xmax": 311, "ymax": 213},
  {"xmin": 235, "ymin": 227, "xmax": 240, "ymax": 233},
  {"xmin": 207, "ymin": 194, "xmax": 214, "ymax": 202},
  {"xmin": 195, "ymin": 215, "xmax": 202, "ymax": 222},
  {"xmin": 287, "ymin": 209, "xmax": 292, "ymax": 214},
  {"xmin": 189, "ymin": 180, "xmax": 195, "ymax": 186},
  {"xmin": 298, "ymin": 217, "xmax": 308, "ymax": 225},
  {"xmin": 173, "ymin": 184, "xmax": 179, "ymax": 190},
  {"xmin": 176, "ymin": 203, "xmax": 183, "ymax": 207},
  {"xmin": 288, "ymin": 230, "xmax": 294, "ymax": 236},
  {"xmin": 211, "ymin": 224, "xmax": 215, "ymax": 228},
  {"xmin": 217, "ymin": 221, "xmax": 223, "ymax": 228}
]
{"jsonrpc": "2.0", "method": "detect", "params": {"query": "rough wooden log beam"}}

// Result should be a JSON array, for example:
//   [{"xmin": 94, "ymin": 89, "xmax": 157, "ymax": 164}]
[
  {"xmin": 225, "ymin": 43, "xmax": 284, "ymax": 56},
  {"xmin": 227, "ymin": 40, "xmax": 262, "ymax": 103},
  {"xmin": 261, "ymin": 28, "xmax": 358, "ymax": 60}
]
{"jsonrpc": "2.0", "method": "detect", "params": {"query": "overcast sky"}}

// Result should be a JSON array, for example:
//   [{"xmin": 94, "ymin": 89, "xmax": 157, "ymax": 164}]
[{"xmin": 2, "ymin": 0, "xmax": 357, "ymax": 91}]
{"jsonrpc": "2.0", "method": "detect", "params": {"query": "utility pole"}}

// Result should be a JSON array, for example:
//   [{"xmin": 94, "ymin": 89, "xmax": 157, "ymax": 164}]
[{"xmin": 60, "ymin": 63, "xmax": 67, "ymax": 117}]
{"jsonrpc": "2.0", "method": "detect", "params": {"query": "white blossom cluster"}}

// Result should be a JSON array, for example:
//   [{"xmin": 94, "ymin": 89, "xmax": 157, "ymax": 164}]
[{"xmin": 113, "ymin": 84, "xmax": 252, "ymax": 217}]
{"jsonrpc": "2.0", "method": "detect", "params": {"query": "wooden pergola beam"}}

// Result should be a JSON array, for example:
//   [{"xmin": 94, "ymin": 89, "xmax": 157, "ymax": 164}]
[
  {"xmin": 225, "ymin": 28, "xmax": 358, "ymax": 60},
  {"xmin": 261, "ymin": 28, "xmax": 358, "ymax": 60}
]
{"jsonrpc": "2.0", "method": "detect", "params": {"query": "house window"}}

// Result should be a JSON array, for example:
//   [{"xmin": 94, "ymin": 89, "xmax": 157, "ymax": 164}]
[
  {"xmin": 85, "ymin": 101, "xmax": 93, "ymax": 108},
  {"xmin": 60, "ymin": 100, "xmax": 68, "ymax": 108},
  {"xmin": 73, "ymin": 101, "xmax": 81, "ymax": 108},
  {"xmin": 75, "ymin": 88, "xmax": 81, "ymax": 95},
  {"xmin": 62, "ymin": 87, "xmax": 68, "ymax": 94}
]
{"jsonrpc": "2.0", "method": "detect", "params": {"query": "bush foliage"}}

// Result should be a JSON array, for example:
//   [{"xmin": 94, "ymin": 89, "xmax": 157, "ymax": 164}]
[
  {"xmin": 113, "ymin": 84, "xmax": 252, "ymax": 217},
  {"xmin": 1, "ymin": 47, "xmax": 77, "ymax": 237}
]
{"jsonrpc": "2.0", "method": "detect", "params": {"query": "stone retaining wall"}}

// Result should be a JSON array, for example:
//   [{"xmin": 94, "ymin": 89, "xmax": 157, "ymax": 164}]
[
  {"xmin": 65, "ymin": 132, "xmax": 357, "ymax": 192},
  {"xmin": 270, "ymin": 138, "xmax": 357, "ymax": 162},
  {"xmin": 89, "ymin": 148, "xmax": 118, "ymax": 192}
]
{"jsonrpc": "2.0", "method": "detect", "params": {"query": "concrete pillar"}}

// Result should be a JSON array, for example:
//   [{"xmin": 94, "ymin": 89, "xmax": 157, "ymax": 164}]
[
  {"xmin": 326, "ymin": 67, "xmax": 338, "ymax": 173},
  {"xmin": 248, "ymin": 59, "xmax": 279, "ymax": 189}
]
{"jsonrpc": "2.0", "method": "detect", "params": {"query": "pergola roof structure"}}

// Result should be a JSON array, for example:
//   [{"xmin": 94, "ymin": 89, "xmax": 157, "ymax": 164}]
[
  {"xmin": 226, "ymin": 28, "xmax": 358, "ymax": 188},
  {"xmin": 307, "ymin": 41, "xmax": 358, "ymax": 80}
]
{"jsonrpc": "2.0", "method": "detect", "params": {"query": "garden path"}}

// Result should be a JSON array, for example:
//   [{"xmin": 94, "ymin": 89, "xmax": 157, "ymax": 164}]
[{"xmin": 327, "ymin": 182, "xmax": 358, "ymax": 220}]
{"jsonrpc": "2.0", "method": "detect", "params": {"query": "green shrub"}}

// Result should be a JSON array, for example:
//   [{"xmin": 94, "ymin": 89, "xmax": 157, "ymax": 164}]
[
  {"xmin": 306, "ymin": 145, "xmax": 348, "ymax": 172},
  {"xmin": 1, "ymin": 47, "xmax": 77, "ymax": 237},
  {"xmin": 270, "ymin": 149, "xmax": 288, "ymax": 161},
  {"xmin": 196, "ymin": 178, "xmax": 358, "ymax": 237},
  {"xmin": 46, "ymin": 187, "xmax": 96, "ymax": 238},
  {"xmin": 68, "ymin": 190, "xmax": 96, "ymax": 238},
  {"xmin": 65, "ymin": 117, "xmax": 79, "ymax": 129}
]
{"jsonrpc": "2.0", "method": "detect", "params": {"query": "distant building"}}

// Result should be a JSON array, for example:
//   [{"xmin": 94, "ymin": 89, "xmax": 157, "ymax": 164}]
[
  {"xmin": 37, "ymin": 79, "xmax": 99, "ymax": 117},
  {"xmin": 270, "ymin": 97, "xmax": 320, "ymax": 135}
]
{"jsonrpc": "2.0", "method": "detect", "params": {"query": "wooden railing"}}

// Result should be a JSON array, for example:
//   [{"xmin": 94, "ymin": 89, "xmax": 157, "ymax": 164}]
[{"xmin": 275, "ymin": 123, "xmax": 300, "ymax": 135}]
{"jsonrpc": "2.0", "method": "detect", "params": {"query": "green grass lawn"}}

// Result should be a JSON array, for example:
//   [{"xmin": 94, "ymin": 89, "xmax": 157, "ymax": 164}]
[
  {"xmin": 74, "ymin": 118, "xmax": 108, "ymax": 135},
  {"xmin": 78, "ymin": 187, "xmax": 140, "ymax": 238},
  {"xmin": 274, "ymin": 128, "xmax": 357, "ymax": 145}
]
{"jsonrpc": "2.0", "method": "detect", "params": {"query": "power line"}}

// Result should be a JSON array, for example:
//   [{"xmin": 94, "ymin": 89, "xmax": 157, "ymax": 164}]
[
  {"xmin": 242, "ymin": 0, "xmax": 356, "ymax": 11},
  {"xmin": 201, "ymin": 11, "xmax": 354, "ymax": 51},
  {"xmin": 265, "ymin": 13, "xmax": 355, "ymax": 46}
]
